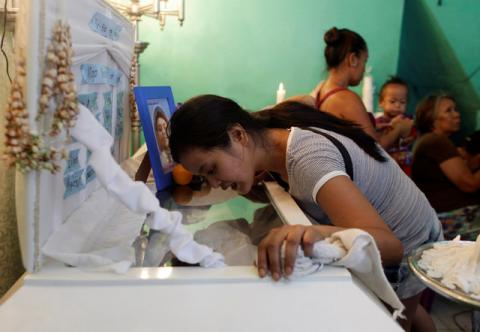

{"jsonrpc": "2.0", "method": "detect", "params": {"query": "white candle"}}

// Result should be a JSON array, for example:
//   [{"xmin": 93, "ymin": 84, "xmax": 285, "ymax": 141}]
[
  {"xmin": 362, "ymin": 76, "xmax": 373, "ymax": 112},
  {"xmin": 276, "ymin": 82, "xmax": 286, "ymax": 104},
  {"xmin": 362, "ymin": 67, "xmax": 374, "ymax": 113}
]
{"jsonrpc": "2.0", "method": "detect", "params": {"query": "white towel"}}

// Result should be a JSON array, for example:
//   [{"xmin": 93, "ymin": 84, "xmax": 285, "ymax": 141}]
[
  {"xmin": 42, "ymin": 105, "xmax": 225, "ymax": 272},
  {"xmin": 283, "ymin": 229, "xmax": 405, "ymax": 319}
]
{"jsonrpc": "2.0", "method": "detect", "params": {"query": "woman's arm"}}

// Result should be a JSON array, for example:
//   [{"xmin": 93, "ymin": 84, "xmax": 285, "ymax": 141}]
[
  {"xmin": 458, "ymin": 148, "xmax": 480, "ymax": 172},
  {"xmin": 257, "ymin": 176, "xmax": 403, "ymax": 279},
  {"xmin": 440, "ymin": 156, "xmax": 480, "ymax": 192},
  {"xmin": 315, "ymin": 176, "xmax": 404, "ymax": 264}
]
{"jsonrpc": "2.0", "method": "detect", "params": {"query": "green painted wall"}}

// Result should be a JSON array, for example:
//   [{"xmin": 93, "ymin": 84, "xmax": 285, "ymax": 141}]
[
  {"xmin": 398, "ymin": 0, "xmax": 480, "ymax": 139},
  {"xmin": 139, "ymin": 0, "xmax": 404, "ymax": 111}
]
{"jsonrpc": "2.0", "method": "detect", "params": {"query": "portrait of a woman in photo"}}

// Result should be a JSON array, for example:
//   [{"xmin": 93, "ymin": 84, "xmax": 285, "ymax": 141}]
[{"xmin": 153, "ymin": 106, "xmax": 175, "ymax": 173}]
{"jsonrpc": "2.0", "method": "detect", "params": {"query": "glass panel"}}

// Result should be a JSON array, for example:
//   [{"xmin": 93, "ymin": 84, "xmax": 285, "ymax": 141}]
[{"xmin": 132, "ymin": 184, "xmax": 284, "ymax": 267}]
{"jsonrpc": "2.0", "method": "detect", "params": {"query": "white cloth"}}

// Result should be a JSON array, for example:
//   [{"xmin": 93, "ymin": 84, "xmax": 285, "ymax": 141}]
[
  {"xmin": 284, "ymin": 229, "xmax": 405, "ymax": 319},
  {"xmin": 42, "ymin": 187, "xmax": 145, "ymax": 273},
  {"xmin": 14, "ymin": 0, "xmax": 135, "ymax": 273},
  {"xmin": 42, "ymin": 104, "xmax": 225, "ymax": 272},
  {"xmin": 419, "ymin": 235, "xmax": 480, "ymax": 299}
]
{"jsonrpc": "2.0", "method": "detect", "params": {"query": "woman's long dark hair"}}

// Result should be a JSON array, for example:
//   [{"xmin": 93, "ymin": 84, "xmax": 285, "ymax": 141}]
[{"xmin": 169, "ymin": 95, "xmax": 386, "ymax": 163}]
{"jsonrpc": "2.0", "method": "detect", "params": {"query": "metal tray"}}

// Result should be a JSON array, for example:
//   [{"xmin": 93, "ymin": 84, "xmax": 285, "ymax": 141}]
[{"xmin": 408, "ymin": 241, "xmax": 480, "ymax": 308}]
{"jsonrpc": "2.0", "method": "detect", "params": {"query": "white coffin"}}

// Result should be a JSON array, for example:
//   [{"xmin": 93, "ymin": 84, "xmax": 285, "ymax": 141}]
[{"xmin": 2, "ymin": 181, "xmax": 402, "ymax": 331}]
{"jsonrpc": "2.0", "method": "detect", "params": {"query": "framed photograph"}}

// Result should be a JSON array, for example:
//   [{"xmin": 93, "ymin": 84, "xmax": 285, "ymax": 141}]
[{"xmin": 134, "ymin": 86, "xmax": 177, "ymax": 191}]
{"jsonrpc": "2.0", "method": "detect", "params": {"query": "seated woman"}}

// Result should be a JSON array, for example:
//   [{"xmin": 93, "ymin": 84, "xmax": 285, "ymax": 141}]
[
  {"xmin": 300, "ymin": 27, "xmax": 413, "ymax": 149},
  {"xmin": 169, "ymin": 95, "xmax": 441, "ymax": 332},
  {"xmin": 412, "ymin": 93, "xmax": 480, "ymax": 240}
]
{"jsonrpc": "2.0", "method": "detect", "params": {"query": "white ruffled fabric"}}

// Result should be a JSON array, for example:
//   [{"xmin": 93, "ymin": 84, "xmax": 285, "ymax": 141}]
[
  {"xmin": 43, "ymin": 105, "xmax": 225, "ymax": 272},
  {"xmin": 282, "ymin": 229, "xmax": 405, "ymax": 320},
  {"xmin": 419, "ymin": 235, "xmax": 480, "ymax": 299}
]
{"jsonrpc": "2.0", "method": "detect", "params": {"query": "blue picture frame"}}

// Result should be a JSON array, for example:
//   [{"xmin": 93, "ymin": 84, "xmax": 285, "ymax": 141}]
[{"xmin": 134, "ymin": 86, "xmax": 176, "ymax": 191}]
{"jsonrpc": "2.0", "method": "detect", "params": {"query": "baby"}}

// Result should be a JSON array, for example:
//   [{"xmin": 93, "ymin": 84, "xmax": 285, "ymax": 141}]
[{"xmin": 376, "ymin": 76, "xmax": 415, "ymax": 175}]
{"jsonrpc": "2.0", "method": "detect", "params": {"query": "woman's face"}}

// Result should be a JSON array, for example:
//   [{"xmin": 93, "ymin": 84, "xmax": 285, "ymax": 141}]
[
  {"xmin": 179, "ymin": 139, "xmax": 256, "ymax": 195},
  {"xmin": 156, "ymin": 116, "xmax": 168, "ymax": 149},
  {"xmin": 433, "ymin": 98, "xmax": 460, "ymax": 135},
  {"xmin": 349, "ymin": 50, "xmax": 368, "ymax": 86}
]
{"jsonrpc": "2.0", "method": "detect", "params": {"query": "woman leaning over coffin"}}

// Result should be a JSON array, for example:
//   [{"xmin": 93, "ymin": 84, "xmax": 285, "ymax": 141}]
[{"xmin": 168, "ymin": 94, "xmax": 441, "ymax": 331}]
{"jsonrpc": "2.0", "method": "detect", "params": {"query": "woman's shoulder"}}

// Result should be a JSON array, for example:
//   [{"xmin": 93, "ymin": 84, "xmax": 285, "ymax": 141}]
[
  {"xmin": 290, "ymin": 127, "xmax": 338, "ymax": 148},
  {"xmin": 310, "ymin": 81, "xmax": 324, "ymax": 97},
  {"xmin": 323, "ymin": 89, "xmax": 363, "ymax": 108},
  {"xmin": 311, "ymin": 81, "xmax": 358, "ymax": 102},
  {"xmin": 290, "ymin": 127, "xmax": 355, "ymax": 151}
]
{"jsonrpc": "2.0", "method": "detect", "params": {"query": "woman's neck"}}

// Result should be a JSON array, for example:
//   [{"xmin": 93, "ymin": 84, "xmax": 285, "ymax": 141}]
[
  {"xmin": 432, "ymin": 128, "xmax": 452, "ymax": 137},
  {"xmin": 326, "ymin": 68, "xmax": 350, "ymax": 88},
  {"xmin": 255, "ymin": 128, "xmax": 290, "ymax": 179}
]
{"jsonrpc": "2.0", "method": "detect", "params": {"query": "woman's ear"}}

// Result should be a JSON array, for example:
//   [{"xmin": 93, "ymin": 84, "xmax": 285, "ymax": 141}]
[
  {"xmin": 348, "ymin": 53, "xmax": 358, "ymax": 68},
  {"xmin": 228, "ymin": 124, "xmax": 248, "ymax": 145}
]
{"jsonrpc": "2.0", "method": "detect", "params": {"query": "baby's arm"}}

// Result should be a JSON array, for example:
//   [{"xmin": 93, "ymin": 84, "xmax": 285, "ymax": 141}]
[{"xmin": 378, "ymin": 115, "xmax": 413, "ymax": 149}]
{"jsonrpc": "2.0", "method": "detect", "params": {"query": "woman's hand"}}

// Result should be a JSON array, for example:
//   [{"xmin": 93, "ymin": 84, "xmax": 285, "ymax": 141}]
[{"xmin": 257, "ymin": 225, "xmax": 324, "ymax": 281}]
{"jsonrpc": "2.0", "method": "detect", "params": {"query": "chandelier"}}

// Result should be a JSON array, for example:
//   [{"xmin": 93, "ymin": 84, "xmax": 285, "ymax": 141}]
[
  {"xmin": 107, "ymin": 0, "xmax": 184, "ymax": 29},
  {"xmin": 105, "ymin": 0, "xmax": 185, "ymax": 152}
]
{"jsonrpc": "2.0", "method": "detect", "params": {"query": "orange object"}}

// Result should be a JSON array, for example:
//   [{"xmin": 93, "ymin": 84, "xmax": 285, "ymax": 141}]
[{"xmin": 172, "ymin": 164, "xmax": 193, "ymax": 185}]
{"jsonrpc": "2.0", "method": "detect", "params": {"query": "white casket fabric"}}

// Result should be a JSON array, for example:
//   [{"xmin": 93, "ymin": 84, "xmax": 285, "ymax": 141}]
[
  {"xmin": 15, "ymin": 0, "xmax": 136, "ymax": 273},
  {"xmin": 42, "ymin": 187, "xmax": 145, "ymax": 273},
  {"xmin": 42, "ymin": 105, "xmax": 225, "ymax": 272}
]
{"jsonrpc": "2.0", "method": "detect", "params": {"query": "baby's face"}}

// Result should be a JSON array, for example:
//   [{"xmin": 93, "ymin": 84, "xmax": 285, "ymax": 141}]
[{"xmin": 380, "ymin": 84, "xmax": 408, "ymax": 118}]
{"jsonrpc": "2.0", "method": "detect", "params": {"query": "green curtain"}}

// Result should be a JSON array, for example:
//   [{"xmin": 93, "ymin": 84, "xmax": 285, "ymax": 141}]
[{"xmin": 398, "ymin": 0, "xmax": 480, "ymax": 141}]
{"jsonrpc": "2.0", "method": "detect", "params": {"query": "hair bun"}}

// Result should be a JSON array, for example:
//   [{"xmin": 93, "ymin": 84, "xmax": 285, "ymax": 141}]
[{"xmin": 324, "ymin": 27, "xmax": 340, "ymax": 45}]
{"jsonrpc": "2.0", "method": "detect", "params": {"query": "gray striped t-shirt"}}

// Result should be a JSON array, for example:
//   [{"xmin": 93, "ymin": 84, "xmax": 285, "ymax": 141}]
[{"xmin": 286, "ymin": 127, "xmax": 439, "ymax": 256}]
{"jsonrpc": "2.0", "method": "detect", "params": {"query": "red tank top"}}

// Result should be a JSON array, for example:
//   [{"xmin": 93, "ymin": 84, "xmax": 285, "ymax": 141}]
[{"xmin": 315, "ymin": 87, "xmax": 348, "ymax": 109}]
